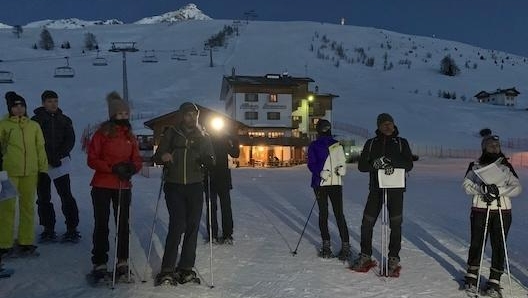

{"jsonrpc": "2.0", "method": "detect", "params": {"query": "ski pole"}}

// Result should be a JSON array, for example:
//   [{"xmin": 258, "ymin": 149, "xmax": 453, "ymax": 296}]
[
  {"xmin": 476, "ymin": 204, "xmax": 491, "ymax": 298},
  {"xmin": 127, "ymin": 190, "xmax": 132, "ymax": 283},
  {"xmin": 291, "ymin": 196, "xmax": 318, "ymax": 255},
  {"xmin": 380, "ymin": 188, "xmax": 388, "ymax": 276},
  {"xmin": 141, "ymin": 168, "xmax": 165, "ymax": 283},
  {"xmin": 207, "ymin": 170, "xmax": 214, "ymax": 288},
  {"xmin": 497, "ymin": 203, "xmax": 512, "ymax": 297},
  {"xmin": 112, "ymin": 181, "xmax": 123, "ymax": 289}
]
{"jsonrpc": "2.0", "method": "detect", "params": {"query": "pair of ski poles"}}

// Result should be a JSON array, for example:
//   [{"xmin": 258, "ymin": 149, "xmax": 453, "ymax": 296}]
[
  {"xmin": 112, "ymin": 181, "xmax": 132, "ymax": 289},
  {"xmin": 475, "ymin": 199, "xmax": 512, "ymax": 297}
]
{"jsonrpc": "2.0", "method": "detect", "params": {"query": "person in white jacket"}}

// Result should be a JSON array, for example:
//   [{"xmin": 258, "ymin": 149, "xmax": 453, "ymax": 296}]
[
  {"xmin": 307, "ymin": 119, "xmax": 350, "ymax": 260},
  {"xmin": 462, "ymin": 133, "xmax": 522, "ymax": 297}
]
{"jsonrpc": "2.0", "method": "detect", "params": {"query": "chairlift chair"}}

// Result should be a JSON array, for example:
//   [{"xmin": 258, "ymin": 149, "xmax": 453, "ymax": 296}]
[
  {"xmin": 0, "ymin": 71, "xmax": 14, "ymax": 83},
  {"xmin": 54, "ymin": 57, "xmax": 75, "ymax": 78},
  {"xmin": 142, "ymin": 50, "xmax": 158, "ymax": 63},
  {"xmin": 92, "ymin": 50, "xmax": 108, "ymax": 66}
]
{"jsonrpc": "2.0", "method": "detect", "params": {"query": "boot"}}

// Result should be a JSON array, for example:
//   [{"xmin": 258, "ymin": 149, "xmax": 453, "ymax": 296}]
[
  {"xmin": 337, "ymin": 242, "xmax": 351, "ymax": 261},
  {"xmin": 318, "ymin": 240, "xmax": 333, "ymax": 258}
]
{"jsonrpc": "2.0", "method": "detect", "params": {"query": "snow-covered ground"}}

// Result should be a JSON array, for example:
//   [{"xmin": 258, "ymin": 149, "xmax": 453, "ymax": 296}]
[{"xmin": 1, "ymin": 158, "xmax": 528, "ymax": 298}]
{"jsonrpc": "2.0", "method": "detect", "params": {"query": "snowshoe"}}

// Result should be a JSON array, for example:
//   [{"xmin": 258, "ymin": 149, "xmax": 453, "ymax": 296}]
[
  {"xmin": 0, "ymin": 266, "xmax": 14, "ymax": 279},
  {"xmin": 175, "ymin": 269, "xmax": 200, "ymax": 284},
  {"xmin": 13, "ymin": 245, "xmax": 39, "ymax": 258},
  {"xmin": 318, "ymin": 240, "xmax": 333, "ymax": 259},
  {"xmin": 384, "ymin": 257, "xmax": 401, "ymax": 277},
  {"xmin": 86, "ymin": 265, "xmax": 111, "ymax": 287},
  {"xmin": 155, "ymin": 271, "xmax": 176, "ymax": 286},
  {"xmin": 38, "ymin": 230, "xmax": 58, "ymax": 243},
  {"xmin": 222, "ymin": 235, "xmax": 234, "ymax": 245},
  {"xmin": 115, "ymin": 262, "xmax": 134, "ymax": 283},
  {"xmin": 483, "ymin": 283, "xmax": 503, "ymax": 298},
  {"xmin": 337, "ymin": 242, "xmax": 351, "ymax": 261},
  {"xmin": 61, "ymin": 230, "xmax": 81, "ymax": 243},
  {"xmin": 350, "ymin": 253, "xmax": 377, "ymax": 272}
]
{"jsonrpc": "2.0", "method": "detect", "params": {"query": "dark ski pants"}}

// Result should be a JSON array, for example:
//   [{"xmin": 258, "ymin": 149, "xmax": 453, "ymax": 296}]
[
  {"xmin": 161, "ymin": 182, "xmax": 203, "ymax": 272},
  {"xmin": 91, "ymin": 187, "xmax": 131, "ymax": 266},
  {"xmin": 36, "ymin": 173, "xmax": 79, "ymax": 231},
  {"xmin": 467, "ymin": 209, "xmax": 511, "ymax": 281},
  {"xmin": 360, "ymin": 189, "xmax": 403, "ymax": 259},
  {"xmin": 315, "ymin": 185, "xmax": 349, "ymax": 244},
  {"xmin": 206, "ymin": 186, "xmax": 234, "ymax": 239}
]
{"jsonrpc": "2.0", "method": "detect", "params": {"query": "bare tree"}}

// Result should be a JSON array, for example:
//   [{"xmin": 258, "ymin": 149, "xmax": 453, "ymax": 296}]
[
  {"xmin": 440, "ymin": 55, "xmax": 460, "ymax": 76},
  {"xmin": 84, "ymin": 32, "xmax": 98, "ymax": 51},
  {"xmin": 12, "ymin": 25, "xmax": 23, "ymax": 38},
  {"xmin": 39, "ymin": 28, "xmax": 55, "ymax": 50}
]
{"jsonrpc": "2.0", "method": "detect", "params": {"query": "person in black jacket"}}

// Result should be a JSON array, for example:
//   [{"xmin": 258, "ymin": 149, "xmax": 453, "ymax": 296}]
[
  {"xmin": 205, "ymin": 123, "xmax": 240, "ymax": 244},
  {"xmin": 31, "ymin": 90, "xmax": 79, "ymax": 243},
  {"xmin": 152, "ymin": 102, "xmax": 215, "ymax": 285},
  {"xmin": 351, "ymin": 113, "xmax": 414, "ymax": 274}
]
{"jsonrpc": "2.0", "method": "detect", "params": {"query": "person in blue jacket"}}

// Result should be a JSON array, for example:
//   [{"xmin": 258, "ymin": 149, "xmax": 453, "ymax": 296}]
[{"xmin": 307, "ymin": 119, "xmax": 350, "ymax": 260}]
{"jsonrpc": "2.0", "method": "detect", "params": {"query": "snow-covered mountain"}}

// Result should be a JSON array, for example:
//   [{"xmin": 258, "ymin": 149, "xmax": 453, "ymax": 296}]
[
  {"xmin": 0, "ymin": 22, "xmax": 11, "ymax": 28},
  {"xmin": 24, "ymin": 18, "xmax": 124, "ymax": 29},
  {"xmin": 134, "ymin": 3, "xmax": 212, "ymax": 24},
  {"xmin": 13, "ymin": 3, "xmax": 210, "ymax": 29}
]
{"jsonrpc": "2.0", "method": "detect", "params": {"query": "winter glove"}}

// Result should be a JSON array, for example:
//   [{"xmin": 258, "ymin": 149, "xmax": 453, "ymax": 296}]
[
  {"xmin": 320, "ymin": 169, "xmax": 331, "ymax": 181},
  {"xmin": 112, "ymin": 162, "xmax": 136, "ymax": 181},
  {"xmin": 49, "ymin": 157, "xmax": 62, "ymax": 168},
  {"xmin": 373, "ymin": 156, "xmax": 391, "ymax": 170},
  {"xmin": 334, "ymin": 165, "xmax": 345, "ymax": 176},
  {"xmin": 384, "ymin": 164, "xmax": 395, "ymax": 175},
  {"xmin": 480, "ymin": 183, "xmax": 500, "ymax": 203}
]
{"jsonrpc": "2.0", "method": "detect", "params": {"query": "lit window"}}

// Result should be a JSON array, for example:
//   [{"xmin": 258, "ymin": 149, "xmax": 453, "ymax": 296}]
[
  {"xmin": 269, "ymin": 93, "xmax": 278, "ymax": 103},
  {"xmin": 267, "ymin": 112, "xmax": 280, "ymax": 120}
]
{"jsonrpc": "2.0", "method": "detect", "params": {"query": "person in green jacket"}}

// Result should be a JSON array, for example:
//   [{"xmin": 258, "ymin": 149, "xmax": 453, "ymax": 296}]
[{"xmin": 0, "ymin": 92, "xmax": 48, "ymax": 258}]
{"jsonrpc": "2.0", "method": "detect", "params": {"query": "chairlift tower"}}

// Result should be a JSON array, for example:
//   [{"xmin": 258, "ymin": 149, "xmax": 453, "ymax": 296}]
[{"xmin": 109, "ymin": 42, "xmax": 138, "ymax": 103}]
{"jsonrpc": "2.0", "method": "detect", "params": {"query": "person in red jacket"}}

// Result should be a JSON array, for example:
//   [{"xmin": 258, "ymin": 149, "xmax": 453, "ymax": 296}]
[{"xmin": 87, "ymin": 92, "xmax": 142, "ymax": 280}]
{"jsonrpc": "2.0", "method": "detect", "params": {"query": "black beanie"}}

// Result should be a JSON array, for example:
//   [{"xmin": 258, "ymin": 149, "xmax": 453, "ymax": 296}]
[
  {"xmin": 5, "ymin": 91, "xmax": 27, "ymax": 113},
  {"xmin": 316, "ymin": 119, "xmax": 332, "ymax": 136},
  {"xmin": 377, "ymin": 113, "xmax": 394, "ymax": 127},
  {"xmin": 41, "ymin": 90, "xmax": 58, "ymax": 102}
]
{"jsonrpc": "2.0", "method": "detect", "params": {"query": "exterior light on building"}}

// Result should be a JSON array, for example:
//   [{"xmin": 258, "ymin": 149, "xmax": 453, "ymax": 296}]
[
  {"xmin": 210, "ymin": 116, "xmax": 225, "ymax": 131},
  {"xmin": 308, "ymin": 95, "xmax": 314, "ymax": 102}
]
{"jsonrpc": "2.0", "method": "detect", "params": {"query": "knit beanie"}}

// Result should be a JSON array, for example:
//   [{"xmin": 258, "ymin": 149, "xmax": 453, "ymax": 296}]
[
  {"xmin": 480, "ymin": 128, "xmax": 500, "ymax": 151},
  {"xmin": 106, "ymin": 91, "xmax": 129, "ymax": 118},
  {"xmin": 5, "ymin": 91, "xmax": 27, "ymax": 113},
  {"xmin": 41, "ymin": 90, "xmax": 58, "ymax": 102},
  {"xmin": 377, "ymin": 113, "xmax": 394, "ymax": 127}
]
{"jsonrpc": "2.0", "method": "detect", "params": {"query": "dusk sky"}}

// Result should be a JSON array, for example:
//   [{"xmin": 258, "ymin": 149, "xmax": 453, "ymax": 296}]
[{"xmin": 1, "ymin": 0, "xmax": 527, "ymax": 57}]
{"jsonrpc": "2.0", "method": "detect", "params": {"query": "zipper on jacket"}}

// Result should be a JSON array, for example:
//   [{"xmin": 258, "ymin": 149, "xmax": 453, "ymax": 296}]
[
  {"xmin": 183, "ymin": 138, "xmax": 188, "ymax": 184},
  {"xmin": 20, "ymin": 120, "xmax": 28, "ymax": 175}
]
